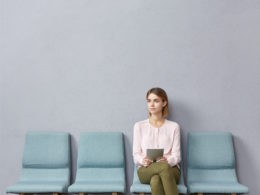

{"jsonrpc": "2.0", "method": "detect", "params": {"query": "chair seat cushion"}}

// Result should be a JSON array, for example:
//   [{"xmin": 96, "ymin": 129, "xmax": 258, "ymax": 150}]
[
  {"xmin": 130, "ymin": 183, "xmax": 187, "ymax": 194},
  {"xmin": 68, "ymin": 181, "xmax": 125, "ymax": 193},
  {"xmin": 6, "ymin": 181, "xmax": 69, "ymax": 193},
  {"xmin": 75, "ymin": 167, "xmax": 124, "ymax": 181},
  {"xmin": 130, "ymin": 182, "xmax": 151, "ymax": 193},
  {"xmin": 188, "ymin": 181, "xmax": 249, "ymax": 193}
]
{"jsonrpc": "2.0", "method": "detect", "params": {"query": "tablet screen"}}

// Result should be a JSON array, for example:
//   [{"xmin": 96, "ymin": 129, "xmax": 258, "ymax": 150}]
[{"xmin": 146, "ymin": 148, "xmax": 164, "ymax": 161}]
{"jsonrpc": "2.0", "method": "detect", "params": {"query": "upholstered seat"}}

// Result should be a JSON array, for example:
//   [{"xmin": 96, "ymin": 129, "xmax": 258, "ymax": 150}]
[
  {"xmin": 68, "ymin": 132, "xmax": 125, "ymax": 195},
  {"xmin": 187, "ymin": 131, "xmax": 248, "ymax": 195},
  {"xmin": 6, "ymin": 131, "xmax": 71, "ymax": 195}
]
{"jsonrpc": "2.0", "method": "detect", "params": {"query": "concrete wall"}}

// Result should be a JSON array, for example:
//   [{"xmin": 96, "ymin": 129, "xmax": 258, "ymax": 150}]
[{"xmin": 1, "ymin": 0, "xmax": 260, "ymax": 194}]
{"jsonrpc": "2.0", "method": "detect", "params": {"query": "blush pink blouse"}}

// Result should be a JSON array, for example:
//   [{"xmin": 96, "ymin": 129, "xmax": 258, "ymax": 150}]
[{"xmin": 133, "ymin": 119, "xmax": 181, "ymax": 167}]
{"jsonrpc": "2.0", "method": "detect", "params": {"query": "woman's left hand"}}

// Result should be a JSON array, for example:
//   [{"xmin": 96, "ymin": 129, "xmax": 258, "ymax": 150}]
[{"xmin": 156, "ymin": 156, "xmax": 168, "ymax": 163}]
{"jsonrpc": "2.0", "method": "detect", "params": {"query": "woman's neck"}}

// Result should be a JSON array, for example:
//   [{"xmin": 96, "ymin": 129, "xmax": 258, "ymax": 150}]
[{"xmin": 149, "ymin": 115, "xmax": 165, "ymax": 128}]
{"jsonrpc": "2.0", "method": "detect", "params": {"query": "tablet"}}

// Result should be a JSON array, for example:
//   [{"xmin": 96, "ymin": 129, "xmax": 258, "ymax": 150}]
[{"xmin": 146, "ymin": 148, "xmax": 164, "ymax": 162}]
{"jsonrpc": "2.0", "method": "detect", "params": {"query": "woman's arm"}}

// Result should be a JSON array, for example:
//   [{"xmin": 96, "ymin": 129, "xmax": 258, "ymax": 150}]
[
  {"xmin": 165, "ymin": 124, "xmax": 181, "ymax": 167},
  {"xmin": 133, "ymin": 123, "xmax": 146, "ymax": 166}
]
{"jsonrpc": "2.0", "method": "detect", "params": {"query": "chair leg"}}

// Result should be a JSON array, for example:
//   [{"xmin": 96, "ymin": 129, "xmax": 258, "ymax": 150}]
[{"xmin": 112, "ymin": 193, "xmax": 118, "ymax": 195}]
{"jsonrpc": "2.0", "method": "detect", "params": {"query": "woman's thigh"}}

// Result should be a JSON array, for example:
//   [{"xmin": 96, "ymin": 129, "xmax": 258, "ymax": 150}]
[{"xmin": 137, "ymin": 162, "xmax": 180, "ymax": 184}]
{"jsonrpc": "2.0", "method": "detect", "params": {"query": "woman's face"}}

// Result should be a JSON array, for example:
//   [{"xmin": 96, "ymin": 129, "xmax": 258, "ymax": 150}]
[{"xmin": 146, "ymin": 93, "xmax": 167, "ymax": 116}]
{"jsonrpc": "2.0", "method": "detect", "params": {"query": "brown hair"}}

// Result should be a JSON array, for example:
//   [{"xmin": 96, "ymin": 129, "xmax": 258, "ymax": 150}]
[{"xmin": 146, "ymin": 87, "xmax": 169, "ymax": 117}]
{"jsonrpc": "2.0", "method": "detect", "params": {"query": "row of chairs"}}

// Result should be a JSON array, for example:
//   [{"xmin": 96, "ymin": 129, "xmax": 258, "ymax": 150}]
[{"xmin": 6, "ymin": 131, "xmax": 248, "ymax": 195}]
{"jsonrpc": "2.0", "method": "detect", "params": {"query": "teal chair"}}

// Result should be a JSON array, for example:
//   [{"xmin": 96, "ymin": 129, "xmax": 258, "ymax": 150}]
[
  {"xmin": 187, "ymin": 131, "xmax": 248, "ymax": 195},
  {"xmin": 68, "ymin": 132, "xmax": 125, "ymax": 195},
  {"xmin": 130, "ymin": 165, "xmax": 187, "ymax": 195},
  {"xmin": 6, "ymin": 131, "xmax": 71, "ymax": 195}
]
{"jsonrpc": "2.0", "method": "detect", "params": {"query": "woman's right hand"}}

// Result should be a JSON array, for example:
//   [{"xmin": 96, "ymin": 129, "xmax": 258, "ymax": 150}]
[{"xmin": 142, "ymin": 157, "xmax": 153, "ymax": 167}]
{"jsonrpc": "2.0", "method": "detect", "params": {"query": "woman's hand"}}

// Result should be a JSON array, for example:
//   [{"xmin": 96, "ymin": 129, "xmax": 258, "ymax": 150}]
[
  {"xmin": 156, "ymin": 156, "xmax": 168, "ymax": 163},
  {"xmin": 142, "ymin": 157, "xmax": 153, "ymax": 167}
]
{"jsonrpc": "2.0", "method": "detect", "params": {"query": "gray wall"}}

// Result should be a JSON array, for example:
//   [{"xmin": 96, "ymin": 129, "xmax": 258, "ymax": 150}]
[{"xmin": 1, "ymin": 0, "xmax": 260, "ymax": 194}]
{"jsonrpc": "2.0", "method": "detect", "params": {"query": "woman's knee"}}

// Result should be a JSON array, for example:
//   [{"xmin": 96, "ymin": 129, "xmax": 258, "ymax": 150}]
[{"xmin": 150, "ymin": 175, "xmax": 161, "ymax": 187}]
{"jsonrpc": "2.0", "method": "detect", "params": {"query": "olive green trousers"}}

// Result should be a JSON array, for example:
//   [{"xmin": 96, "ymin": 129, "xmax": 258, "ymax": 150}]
[{"xmin": 137, "ymin": 162, "xmax": 180, "ymax": 195}]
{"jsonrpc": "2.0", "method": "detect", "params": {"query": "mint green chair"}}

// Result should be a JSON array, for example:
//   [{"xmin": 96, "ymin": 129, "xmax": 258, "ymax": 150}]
[
  {"xmin": 187, "ymin": 131, "xmax": 248, "ymax": 195},
  {"xmin": 6, "ymin": 131, "xmax": 71, "ymax": 195},
  {"xmin": 68, "ymin": 132, "xmax": 125, "ymax": 195}
]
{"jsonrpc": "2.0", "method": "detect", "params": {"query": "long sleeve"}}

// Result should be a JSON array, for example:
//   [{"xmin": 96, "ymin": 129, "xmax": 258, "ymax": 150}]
[
  {"xmin": 132, "ymin": 123, "xmax": 145, "ymax": 166},
  {"xmin": 165, "ymin": 124, "xmax": 181, "ymax": 167}
]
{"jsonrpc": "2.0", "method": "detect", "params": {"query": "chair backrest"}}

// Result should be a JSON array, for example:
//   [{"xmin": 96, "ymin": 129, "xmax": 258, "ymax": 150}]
[
  {"xmin": 77, "ymin": 132, "xmax": 124, "ymax": 168},
  {"xmin": 187, "ymin": 131, "xmax": 238, "ymax": 183},
  {"xmin": 21, "ymin": 131, "xmax": 71, "ymax": 181}
]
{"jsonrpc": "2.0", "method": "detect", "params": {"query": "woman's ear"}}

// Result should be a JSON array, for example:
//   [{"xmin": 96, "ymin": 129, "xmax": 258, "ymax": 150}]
[{"xmin": 163, "ymin": 101, "xmax": 167, "ymax": 107}]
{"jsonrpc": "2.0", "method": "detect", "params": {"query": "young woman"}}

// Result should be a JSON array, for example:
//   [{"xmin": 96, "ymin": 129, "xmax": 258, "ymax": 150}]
[{"xmin": 133, "ymin": 87, "xmax": 181, "ymax": 195}]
